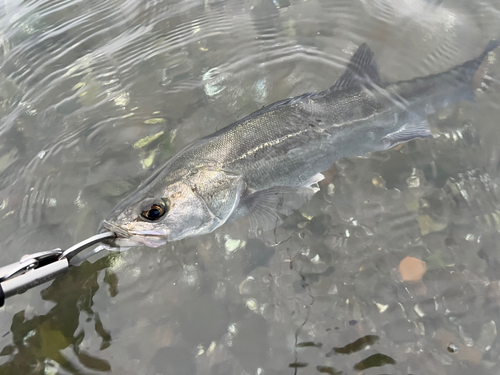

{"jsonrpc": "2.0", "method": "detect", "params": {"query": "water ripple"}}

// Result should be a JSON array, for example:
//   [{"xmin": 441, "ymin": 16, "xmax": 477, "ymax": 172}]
[{"xmin": 0, "ymin": 0, "xmax": 500, "ymax": 372}]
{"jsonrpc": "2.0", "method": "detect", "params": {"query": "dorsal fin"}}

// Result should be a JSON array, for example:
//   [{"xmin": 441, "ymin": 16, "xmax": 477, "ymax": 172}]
[{"xmin": 330, "ymin": 43, "xmax": 381, "ymax": 90}]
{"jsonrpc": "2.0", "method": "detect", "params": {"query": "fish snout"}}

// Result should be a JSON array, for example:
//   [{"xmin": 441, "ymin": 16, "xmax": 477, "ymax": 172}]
[
  {"xmin": 98, "ymin": 219, "xmax": 171, "ymax": 248},
  {"xmin": 97, "ymin": 220, "xmax": 131, "ymax": 247},
  {"xmin": 100, "ymin": 220, "xmax": 127, "ymax": 236}
]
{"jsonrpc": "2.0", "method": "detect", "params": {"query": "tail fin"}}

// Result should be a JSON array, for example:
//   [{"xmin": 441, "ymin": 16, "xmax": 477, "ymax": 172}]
[
  {"xmin": 471, "ymin": 40, "xmax": 499, "ymax": 68},
  {"xmin": 461, "ymin": 40, "xmax": 499, "ymax": 90}
]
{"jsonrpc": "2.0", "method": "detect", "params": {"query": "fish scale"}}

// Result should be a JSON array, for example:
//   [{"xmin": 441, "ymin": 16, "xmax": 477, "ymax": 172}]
[{"xmin": 100, "ymin": 40, "xmax": 499, "ymax": 246}]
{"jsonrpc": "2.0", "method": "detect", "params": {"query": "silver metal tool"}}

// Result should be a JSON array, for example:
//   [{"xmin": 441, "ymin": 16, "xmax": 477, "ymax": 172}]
[{"xmin": 0, "ymin": 231, "xmax": 115, "ymax": 306}]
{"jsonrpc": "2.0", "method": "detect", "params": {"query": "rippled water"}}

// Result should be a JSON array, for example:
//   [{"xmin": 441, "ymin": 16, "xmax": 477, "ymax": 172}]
[{"xmin": 1, "ymin": 0, "xmax": 500, "ymax": 373}]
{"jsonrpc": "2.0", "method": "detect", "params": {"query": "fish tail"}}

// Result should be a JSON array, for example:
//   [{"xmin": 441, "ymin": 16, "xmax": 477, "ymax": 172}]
[
  {"xmin": 480, "ymin": 40, "xmax": 499, "ymax": 60},
  {"xmin": 381, "ymin": 42, "xmax": 499, "ymax": 148},
  {"xmin": 459, "ymin": 39, "xmax": 499, "ymax": 91}
]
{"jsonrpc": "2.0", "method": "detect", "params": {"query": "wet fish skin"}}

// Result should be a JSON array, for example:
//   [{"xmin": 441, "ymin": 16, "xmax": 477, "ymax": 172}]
[{"xmin": 100, "ymin": 40, "xmax": 498, "ymax": 247}]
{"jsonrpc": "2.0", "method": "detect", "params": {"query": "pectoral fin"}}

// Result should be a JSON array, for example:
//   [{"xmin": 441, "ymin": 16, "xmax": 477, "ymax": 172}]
[
  {"xmin": 383, "ymin": 119, "xmax": 433, "ymax": 148},
  {"xmin": 239, "ymin": 173, "xmax": 324, "ymax": 233}
]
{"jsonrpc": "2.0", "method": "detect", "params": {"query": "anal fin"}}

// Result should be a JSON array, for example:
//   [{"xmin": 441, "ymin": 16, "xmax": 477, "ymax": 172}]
[{"xmin": 301, "ymin": 172, "xmax": 325, "ymax": 188}]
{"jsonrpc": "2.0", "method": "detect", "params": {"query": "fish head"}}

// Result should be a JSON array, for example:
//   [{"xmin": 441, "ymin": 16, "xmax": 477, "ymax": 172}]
[{"xmin": 99, "ymin": 168, "xmax": 244, "ymax": 248}]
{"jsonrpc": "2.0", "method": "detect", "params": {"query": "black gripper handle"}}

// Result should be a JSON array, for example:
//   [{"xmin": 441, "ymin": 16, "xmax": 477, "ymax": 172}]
[{"xmin": 0, "ymin": 284, "xmax": 4, "ymax": 307}]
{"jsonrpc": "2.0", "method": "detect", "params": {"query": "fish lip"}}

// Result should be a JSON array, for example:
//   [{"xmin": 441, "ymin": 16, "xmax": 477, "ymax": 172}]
[
  {"xmin": 100, "ymin": 220, "xmax": 130, "ymax": 238},
  {"xmin": 128, "ymin": 229, "xmax": 169, "ymax": 237},
  {"xmin": 100, "ymin": 220, "xmax": 169, "ymax": 238},
  {"xmin": 99, "ymin": 220, "xmax": 171, "ymax": 247}
]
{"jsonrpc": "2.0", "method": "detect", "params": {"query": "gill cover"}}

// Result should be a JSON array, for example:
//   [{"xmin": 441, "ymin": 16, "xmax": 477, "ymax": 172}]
[{"xmin": 155, "ymin": 168, "xmax": 245, "ymax": 241}]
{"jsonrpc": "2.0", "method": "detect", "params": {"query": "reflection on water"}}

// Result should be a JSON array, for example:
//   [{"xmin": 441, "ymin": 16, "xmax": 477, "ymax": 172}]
[
  {"xmin": 0, "ymin": 256, "xmax": 118, "ymax": 374},
  {"xmin": 0, "ymin": 0, "xmax": 500, "ymax": 373},
  {"xmin": 327, "ymin": 335, "xmax": 379, "ymax": 355}
]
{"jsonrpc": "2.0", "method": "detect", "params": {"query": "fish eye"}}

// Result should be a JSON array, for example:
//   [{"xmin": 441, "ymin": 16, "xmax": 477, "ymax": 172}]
[{"xmin": 140, "ymin": 202, "xmax": 167, "ymax": 221}]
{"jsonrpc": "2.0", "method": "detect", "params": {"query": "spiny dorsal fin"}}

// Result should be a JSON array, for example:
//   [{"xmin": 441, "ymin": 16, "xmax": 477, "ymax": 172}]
[{"xmin": 331, "ymin": 43, "xmax": 381, "ymax": 90}]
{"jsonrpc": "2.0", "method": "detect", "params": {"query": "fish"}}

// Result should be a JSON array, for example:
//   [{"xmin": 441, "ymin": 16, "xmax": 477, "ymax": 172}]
[{"xmin": 100, "ymin": 40, "xmax": 499, "ymax": 247}]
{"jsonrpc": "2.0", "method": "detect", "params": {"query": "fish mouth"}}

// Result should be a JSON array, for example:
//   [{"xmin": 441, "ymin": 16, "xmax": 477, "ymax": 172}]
[
  {"xmin": 100, "ymin": 220, "xmax": 129, "ymax": 238},
  {"xmin": 99, "ymin": 220, "xmax": 169, "ymax": 248}
]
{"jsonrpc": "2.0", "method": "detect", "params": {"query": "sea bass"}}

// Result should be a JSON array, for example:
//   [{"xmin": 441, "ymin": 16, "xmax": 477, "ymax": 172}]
[{"xmin": 100, "ymin": 41, "xmax": 498, "ymax": 247}]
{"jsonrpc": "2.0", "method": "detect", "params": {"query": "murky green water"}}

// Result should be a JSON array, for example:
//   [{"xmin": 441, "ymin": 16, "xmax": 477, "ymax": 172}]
[{"xmin": 1, "ymin": 0, "xmax": 500, "ymax": 373}]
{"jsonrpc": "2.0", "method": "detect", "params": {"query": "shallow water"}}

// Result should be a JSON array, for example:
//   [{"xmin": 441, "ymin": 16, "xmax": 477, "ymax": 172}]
[{"xmin": 1, "ymin": 0, "xmax": 500, "ymax": 373}]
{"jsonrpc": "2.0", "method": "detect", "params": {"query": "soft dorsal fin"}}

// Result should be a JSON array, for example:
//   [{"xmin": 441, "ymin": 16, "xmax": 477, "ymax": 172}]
[{"xmin": 330, "ymin": 43, "xmax": 381, "ymax": 90}]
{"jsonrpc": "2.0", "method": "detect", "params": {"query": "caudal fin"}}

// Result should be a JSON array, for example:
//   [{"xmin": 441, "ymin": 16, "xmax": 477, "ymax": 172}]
[
  {"xmin": 461, "ymin": 40, "xmax": 499, "ymax": 90},
  {"xmin": 475, "ymin": 40, "xmax": 499, "ymax": 65}
]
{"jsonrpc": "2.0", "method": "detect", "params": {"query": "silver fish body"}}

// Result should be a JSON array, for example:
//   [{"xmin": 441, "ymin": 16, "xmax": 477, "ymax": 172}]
[{"xmin": 101, "ymin": 41, "xmax": 498, "ymax": 247}]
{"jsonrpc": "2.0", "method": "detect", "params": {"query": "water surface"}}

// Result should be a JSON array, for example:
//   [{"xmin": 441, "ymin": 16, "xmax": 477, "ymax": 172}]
[{"xmin": 1, "ymin": 0, "xmax": 500, "ymax": 373}]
